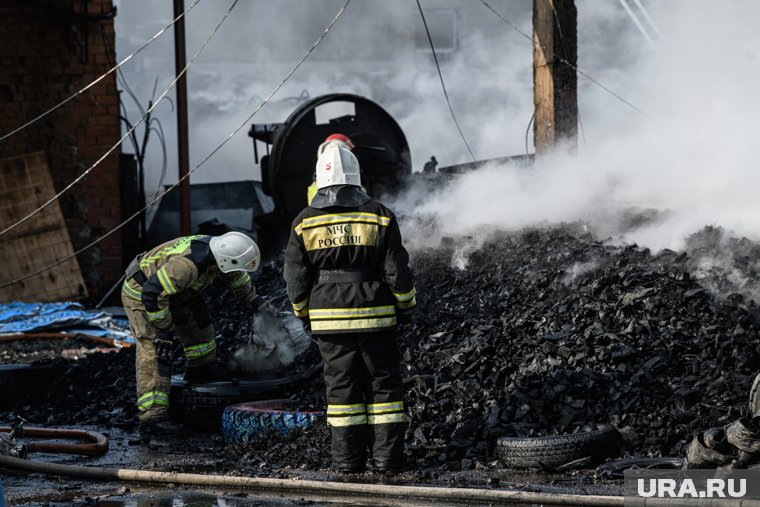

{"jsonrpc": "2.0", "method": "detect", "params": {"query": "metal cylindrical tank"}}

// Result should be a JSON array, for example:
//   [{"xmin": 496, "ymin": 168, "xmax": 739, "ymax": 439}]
[{"xmin": 254, "ymin": 93, "xmax": 411, "ymax": 221}]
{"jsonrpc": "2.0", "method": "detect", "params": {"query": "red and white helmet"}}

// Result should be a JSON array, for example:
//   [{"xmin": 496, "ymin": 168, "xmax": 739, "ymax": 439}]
[
  {"xmin": 316, "ymin": 144, "xmax": 361, "ymax": 190},
  {"xmin": 317, "ymin": 133, "xmax": 354, "ymax": 156}
]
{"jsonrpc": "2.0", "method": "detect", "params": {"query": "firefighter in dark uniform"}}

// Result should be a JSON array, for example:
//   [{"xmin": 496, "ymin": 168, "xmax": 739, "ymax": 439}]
[{"xmin": 284, "ymin": 144, "xmax": 416, "ymax": 473}]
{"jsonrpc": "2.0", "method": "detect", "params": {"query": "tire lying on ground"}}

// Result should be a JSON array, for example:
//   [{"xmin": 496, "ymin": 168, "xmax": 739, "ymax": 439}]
[
  {"xmin": 496, "ymin": 425, "xmax": 620, "ymax": 469},
  {"xmin": 170, "ymin": 381, "xmax": 252, "ymax": 432},
  {"xmin": 169, "ymin": 364, "xmax": 322, "ymax": 432},
  {"xmin": 222, "ymin": 399, "xmax": 324, "ymax": 445}
]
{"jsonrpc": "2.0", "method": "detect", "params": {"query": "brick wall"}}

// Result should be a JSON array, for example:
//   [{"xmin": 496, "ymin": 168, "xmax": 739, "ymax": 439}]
[{"xmin": 0, "ymin": 0, "xmax": 122, "ymax": 297}]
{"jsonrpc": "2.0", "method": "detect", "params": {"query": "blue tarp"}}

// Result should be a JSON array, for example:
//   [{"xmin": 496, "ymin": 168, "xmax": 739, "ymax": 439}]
[{"xmin": 0, "ymin": 301, "xmax": 132, "ymax": 343}]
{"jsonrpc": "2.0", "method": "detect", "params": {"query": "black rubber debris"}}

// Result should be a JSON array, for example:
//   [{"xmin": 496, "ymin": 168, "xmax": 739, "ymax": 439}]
[{"xmin": 2, "ymin": 225, "xmax": 760, "ymax": 473}]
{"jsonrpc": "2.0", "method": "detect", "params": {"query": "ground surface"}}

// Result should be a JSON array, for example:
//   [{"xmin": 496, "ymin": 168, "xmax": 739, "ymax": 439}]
[
  {"xmin": 2, "ymin": 427, "xmax": 623, "ymax": 505},
  {"xmin": 3, "ymin": 225, "xmax": 759, "ymax": 504}
]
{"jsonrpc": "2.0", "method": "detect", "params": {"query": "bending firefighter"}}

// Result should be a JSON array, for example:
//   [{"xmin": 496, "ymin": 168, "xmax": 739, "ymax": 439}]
[
  {"xmin": 121, "ymin": 232, "xmax": 263, "ymax": 434},
  {"xmin": 285, "ymin": 144, "xmax": 416, "ymax": 473}
]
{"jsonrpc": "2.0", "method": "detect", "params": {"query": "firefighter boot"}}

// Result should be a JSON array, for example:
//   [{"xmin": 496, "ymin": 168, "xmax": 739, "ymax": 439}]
[
  {"xmin": 139, "ymin": 418, "xmax": 184, "ymax": 436},
  {"xmin": 371, "ymin": 421, "xmax": 407, "ymax": 472},
  {"xmin": 330, "ymin": 424, "xmax": 369, "ymax": 473}
]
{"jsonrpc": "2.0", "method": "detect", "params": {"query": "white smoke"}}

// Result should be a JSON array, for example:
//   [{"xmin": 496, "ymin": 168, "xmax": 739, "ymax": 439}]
[
  {"xmin": 393, "ymin": 0, "xmax": 760, "ymax": 253},
  {"xmin": 227, "ymin": 311, "xmax": 313, "ymax": 377},
  {"xmin": 113, "ymin": 1, "xmax": 760, "ymax": 254},
  {"xmin": 561, "ymin": 260, "xmax": 600, "ymax": 285}
]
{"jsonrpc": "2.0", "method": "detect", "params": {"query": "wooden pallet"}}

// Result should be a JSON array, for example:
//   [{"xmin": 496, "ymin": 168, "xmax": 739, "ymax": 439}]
[{"xmin": 0, "ymin": 151, "xmax": 87, "ymax": 303}]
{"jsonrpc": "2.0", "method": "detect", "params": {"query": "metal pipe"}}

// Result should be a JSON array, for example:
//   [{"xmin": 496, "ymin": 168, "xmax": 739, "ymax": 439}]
[
  {"xmin": 173, "ymin": 0, "xmax": 192, "ymax": 235},
  {"xmin": 0, "ymin": 455, "xmax": 624, "ymax": 505},
  {"xmin": 0, "ymin": 427, "xmax": 108, "ymax": 457}
]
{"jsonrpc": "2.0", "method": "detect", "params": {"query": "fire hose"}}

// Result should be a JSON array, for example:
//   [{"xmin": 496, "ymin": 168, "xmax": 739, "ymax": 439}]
[
  {"xmin": 0, "ymin": 423, "xmax": 109, "ymax": 458},
  {"xmin": 0, "ymin": 454, "xmax": 625, "ymax": 506}
]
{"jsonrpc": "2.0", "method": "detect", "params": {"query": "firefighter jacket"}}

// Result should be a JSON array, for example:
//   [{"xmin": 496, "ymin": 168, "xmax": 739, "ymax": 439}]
[
  {"xmin": 284, "ymin": 185, "xmax": 416, "ymax": 334},
  {"xmin": 307, "ymin": 181, "xmax": 318, "ymax": 206},
  {"xmin": 121, "ymin": 235, "xmax": 257, "ymax": 330}
]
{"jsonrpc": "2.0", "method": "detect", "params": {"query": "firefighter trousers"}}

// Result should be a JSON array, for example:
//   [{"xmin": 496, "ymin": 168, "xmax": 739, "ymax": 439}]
[
  {"xmin": 122, "ymin": 293, "xmax": 216, "ymax": 423},
  {"xmin": 316, "ymin": 331, "xmax": 407, "ymax": 471}
]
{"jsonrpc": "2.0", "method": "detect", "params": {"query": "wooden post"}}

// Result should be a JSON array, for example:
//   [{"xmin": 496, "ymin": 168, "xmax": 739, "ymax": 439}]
[
  {"xmin": 533, "ymin": 0, "xmax": 578, "ymax": 155},
  {"xmin": 174, "ymin": 0, "xmax": 192, "ymax": 235}
]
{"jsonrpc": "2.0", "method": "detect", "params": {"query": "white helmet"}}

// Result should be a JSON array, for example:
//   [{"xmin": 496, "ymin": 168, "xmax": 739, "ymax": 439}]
[
  {"xmin": 209, "ymin": 232, "xmax": 260, "ymax": 273},
  {"xmin": 316, "ymin": 144, "xmax": 361, "ymax": 190},
  {"xmin": 317, "ymin": 133, "xmax": 354, "ymax": 156}
]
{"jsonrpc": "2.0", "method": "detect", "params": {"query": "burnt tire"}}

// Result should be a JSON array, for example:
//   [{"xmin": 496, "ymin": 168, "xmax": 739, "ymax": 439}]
[
  {"xmin": 169, "ymin": 382, "xmax": 250, "ymax": 432},
  {"xmin": 169, "ymin": 364, "xmax": 322, "ymax": 432},
  {"xmin": 221, "ymin": 399, "xmax": 324, "ymax": 445},
  {"xmin": 496, "ymin": 425, "xmax": 620, "ymax": 469}
]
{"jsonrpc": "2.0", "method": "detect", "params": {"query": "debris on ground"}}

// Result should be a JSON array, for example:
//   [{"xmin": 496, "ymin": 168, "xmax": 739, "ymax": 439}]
[
  {"xmin": 395, "ymin": 225, "xmax": 760, "ymax": 468},
  {"xmin": 1, "ymin": 347, "xmax": 138, "ymax": 428},
  {"xmin": 2, "ymin": 225, "xmax": 760, "ymax": 474},
  {"xmin": 0, "ymin": 301, "xmax": 132, "ymax": 343}
]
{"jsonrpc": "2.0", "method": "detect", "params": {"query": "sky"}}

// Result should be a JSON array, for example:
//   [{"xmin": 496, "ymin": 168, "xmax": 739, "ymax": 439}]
[
  {"xmin": 113, "ymin": 0, "xmax": 540, "ymax": 187},
  {"xmin": 112, "ymin": 0, "xmax": 760, "ymax": 253}
]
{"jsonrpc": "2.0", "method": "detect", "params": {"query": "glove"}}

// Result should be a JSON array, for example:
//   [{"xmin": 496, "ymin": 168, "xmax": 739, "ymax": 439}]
[
  {"xmin": 247, "ymin": 295, "xmax": 265, "ymax": 313},
  {"xmin": 154, "ymin": 329, "xmax": 175, "ymax": 363}
]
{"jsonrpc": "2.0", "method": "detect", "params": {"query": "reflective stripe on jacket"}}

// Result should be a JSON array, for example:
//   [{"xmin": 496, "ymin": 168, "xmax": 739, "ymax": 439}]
[
  {"xmin": 122, "ymin": 235, "xmax": 257, "ymax": 329},
  {"xmin": 307, "ymin": 181, "xmax": 318, "ymax": 205},
  {"xmin": 284, "ymin": 185, "xmax": 416, "ymax": 334}
]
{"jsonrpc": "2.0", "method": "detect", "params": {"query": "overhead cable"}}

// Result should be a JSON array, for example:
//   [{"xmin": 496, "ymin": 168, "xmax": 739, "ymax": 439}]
[
  {"xmin": 415, "ymin": 0, "xmax": 476, "ymax": 161},
  {"xmin": 630, "ymin": 0, "xmax": 664, "ymax": 40},
  {"xmin": 616, "ymin": 0, "xmax": 658, "ymax": 50},
  {"xmin": 0, "ymin": 0, "xmax": 203, "ymax": 143},
  {"xmin": 0, "ymin": 0, "xmax": 352, "ymax": 290},
  {"xmin": 478, "ymin": 0, "xmax": 646, "ymax": 115},
  {"xmin": 0, "ymin": 0, "xmax": 239, "ymax": 239}
]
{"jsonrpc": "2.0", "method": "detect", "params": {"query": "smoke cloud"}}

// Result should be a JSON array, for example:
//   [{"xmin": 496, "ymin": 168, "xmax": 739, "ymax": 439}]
[
  {"xmin": 113, "ymin": 0, "xmax": 534, "ymax": 187},
  {"xmin": 113, "ymin": 0, "xmax": 759, "ymax": 255},
  {"xmin": 393, "ymin": 1, "xmax": 760, "ymax": 253},
  {"xmin": 227, "ymin": 310, "xmax": 312, "ymax": 377}
]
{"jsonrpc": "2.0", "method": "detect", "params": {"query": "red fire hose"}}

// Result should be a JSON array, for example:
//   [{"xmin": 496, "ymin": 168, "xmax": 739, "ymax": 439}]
[{"xmin": 0, "ymin": 426, "xmax": 109, "ymax": 457}]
